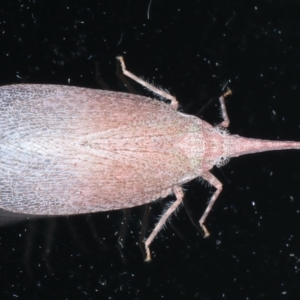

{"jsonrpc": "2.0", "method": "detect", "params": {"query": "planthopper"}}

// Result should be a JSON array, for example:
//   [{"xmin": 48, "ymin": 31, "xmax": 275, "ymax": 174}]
[{"xmin": 1, "ymin": 56, "xmax": 300, "ymax": 261}]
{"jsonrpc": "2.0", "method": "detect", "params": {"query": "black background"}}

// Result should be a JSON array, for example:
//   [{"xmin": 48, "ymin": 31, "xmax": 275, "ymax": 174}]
[{"xmin": 1, "ymin": 1, "xmax": 300, "ymax": 299}]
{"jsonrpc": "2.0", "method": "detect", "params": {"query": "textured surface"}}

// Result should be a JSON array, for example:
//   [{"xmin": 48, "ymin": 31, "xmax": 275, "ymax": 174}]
[
  {"xmin": 1, "ymin": 2, "xmax": 300, "ymax": 299},
  {"xmin": 0, "ymin": 84, "xmax": 204, "ymax": 215}
]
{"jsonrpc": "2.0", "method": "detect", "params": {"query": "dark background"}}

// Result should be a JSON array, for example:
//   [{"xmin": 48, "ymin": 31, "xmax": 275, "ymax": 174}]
[{"xmin": 1, "ymin": 0, "xmax": 300, "ymax": 299}]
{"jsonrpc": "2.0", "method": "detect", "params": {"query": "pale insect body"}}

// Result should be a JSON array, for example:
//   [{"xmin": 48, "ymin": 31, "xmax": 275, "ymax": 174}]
[
  {"xmin": 0, "ymin": 85, "xmax": 199, "ymax": 213},
  {"xmin": 1, "ymin": 57, "xmax": 300, "ymax": 261}
]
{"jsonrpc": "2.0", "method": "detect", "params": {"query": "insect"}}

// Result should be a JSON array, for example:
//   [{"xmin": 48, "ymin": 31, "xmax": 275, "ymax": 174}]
[{"xmin": 1, "ymin": 57, "xmax": 300, "ymax": 261}]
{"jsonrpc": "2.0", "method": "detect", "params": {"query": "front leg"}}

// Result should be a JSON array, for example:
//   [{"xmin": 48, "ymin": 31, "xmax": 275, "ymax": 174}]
[{"xmin": 217, "ymin": 89, "xmax": 232, "ymax": 128}]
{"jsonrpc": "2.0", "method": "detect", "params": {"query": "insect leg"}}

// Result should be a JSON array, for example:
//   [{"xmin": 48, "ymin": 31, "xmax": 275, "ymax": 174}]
[
  {"xmin": 144, "ymin": 186, "xmax": 184, "ymax": 262},
  {"xmin": 199, "ymin": 172, "xmax": 223, "ymax": 237},
  {"xmin": 138, "ymin": 204, "xmax": 151, "ymax": 260},
  {"xmin": 217, "ymin": 89, "xmax": 232, "ymax": 128},
  {"xmin": 116, "ymin": 56, "xmax": 179, "ymax": 110}
]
